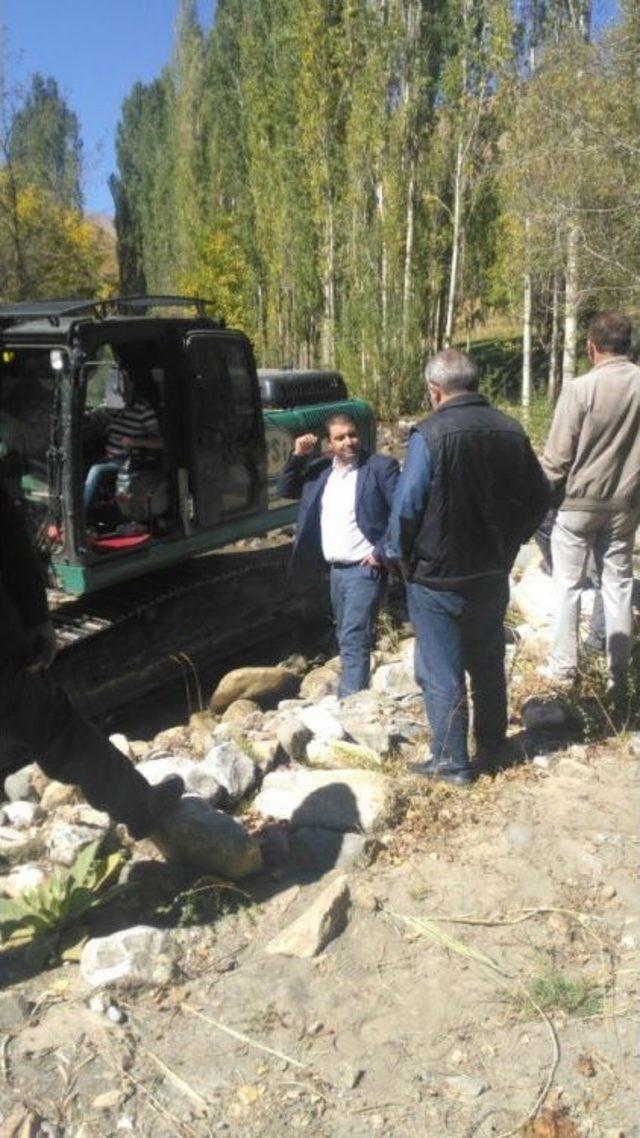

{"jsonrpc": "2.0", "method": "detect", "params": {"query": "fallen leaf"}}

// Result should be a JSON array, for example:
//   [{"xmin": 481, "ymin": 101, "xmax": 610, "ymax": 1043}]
[
  {"xmin": 236, "ymin": 1083, "xmax": 264, "ymax": 1106},
  {"xmin": 575, "ymin": 1053, "xmax": 596, "ymax": 1078},
  {"xmin": 521, "ymin": 1106, "xmax": 582, "ymax": 1137}
]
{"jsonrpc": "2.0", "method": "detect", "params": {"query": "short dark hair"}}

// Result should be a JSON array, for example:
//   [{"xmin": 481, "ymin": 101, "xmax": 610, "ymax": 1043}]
[
  {"xmin": 325, "ymin": 412, "xmax": 358, "ymax": 437},
  {"xmin": 587, "ymin": 311, "xmax": 632, "ymax": 356},
  {"xmin": 425, "ymin": 349, "xmax": 479, "ymax": 394}
]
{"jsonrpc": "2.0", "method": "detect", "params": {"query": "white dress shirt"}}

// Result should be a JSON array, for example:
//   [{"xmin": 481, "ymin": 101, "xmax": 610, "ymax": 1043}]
[{"xmin": 320, "ymin": 460, "xmax": 374, "ymax": 563}]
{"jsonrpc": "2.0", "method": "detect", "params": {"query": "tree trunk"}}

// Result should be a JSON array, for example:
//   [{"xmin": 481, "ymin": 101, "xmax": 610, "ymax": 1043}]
[
  {"xmin": 522, "ymin": 227, "xmax": 532, "ymax": 413},
  {"xmin": 376, "ymin": 180, "xmax": 388, "ymax": 341},
  {"xmin": 321, "ymin": 196, "xmax": 336, "ymax": 366},
  {"xmin": 562, "ymin": 222, "xmax": 579, "ymax": 382},
  {"xmin": 401, "ymin": 163, "xmax": 415, "ymax": 358},
  {"xmin": 548, "ymin": 270, "xmax": 561, "ymax": 402},
  {"xmin": 444, "ymin": 137, "xmax": 464, "ymax": 348}
]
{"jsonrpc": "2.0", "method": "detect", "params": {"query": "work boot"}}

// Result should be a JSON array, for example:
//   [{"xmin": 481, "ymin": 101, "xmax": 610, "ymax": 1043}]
[{"xmin": 409, "ymin": 758, "xmax": 474, "ymax": 786}]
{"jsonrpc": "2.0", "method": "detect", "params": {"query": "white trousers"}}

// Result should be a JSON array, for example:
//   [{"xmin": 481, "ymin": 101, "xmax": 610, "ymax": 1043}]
[{"xmin": 550, "ymin": 509, "xmax": 638, "ymax": 676}]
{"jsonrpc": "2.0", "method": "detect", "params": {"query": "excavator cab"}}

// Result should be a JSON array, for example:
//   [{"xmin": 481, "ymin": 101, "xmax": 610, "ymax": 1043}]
[{"xmin": 0, "ymin": 296, "xmax": 376, "ymax": 596}]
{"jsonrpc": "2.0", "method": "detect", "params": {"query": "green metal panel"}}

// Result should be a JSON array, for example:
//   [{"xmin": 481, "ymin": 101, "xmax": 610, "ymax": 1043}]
[{"xmin": 53, "ymin": 501, "xmax": 299, "ymax": 595}]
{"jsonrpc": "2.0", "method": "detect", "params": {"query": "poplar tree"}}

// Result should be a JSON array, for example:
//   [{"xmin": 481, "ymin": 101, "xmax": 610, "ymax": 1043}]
[{"xmin": 8, "ymin": 74, "xmax": 83, "ymax": 210}]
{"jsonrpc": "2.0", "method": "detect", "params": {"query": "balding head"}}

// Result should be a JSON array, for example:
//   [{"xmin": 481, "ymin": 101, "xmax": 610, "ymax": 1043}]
[{"xmin": 425, "ymin": 349, "xmax": 479, "ymax": 399}]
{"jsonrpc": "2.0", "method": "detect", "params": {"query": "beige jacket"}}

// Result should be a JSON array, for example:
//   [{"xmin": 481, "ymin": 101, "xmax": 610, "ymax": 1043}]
[{"xmin": 541, "ymin": 356, "xmax": 640, "ymax": 512}]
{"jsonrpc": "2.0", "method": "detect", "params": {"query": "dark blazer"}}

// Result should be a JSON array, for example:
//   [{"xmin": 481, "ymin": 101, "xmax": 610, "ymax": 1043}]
[{"xmin": 277, "ymin": 449, "xmax": 400, "ymax": 574}]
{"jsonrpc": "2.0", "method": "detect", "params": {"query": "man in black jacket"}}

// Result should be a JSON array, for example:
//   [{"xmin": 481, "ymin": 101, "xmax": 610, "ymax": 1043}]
[
  {"xmin": 386, "ymin": 350, "xmax": 550, "ymax": 784},
  {"xmin": 1, "ymin": 482, "xmax": 184, "ymax": 835}
]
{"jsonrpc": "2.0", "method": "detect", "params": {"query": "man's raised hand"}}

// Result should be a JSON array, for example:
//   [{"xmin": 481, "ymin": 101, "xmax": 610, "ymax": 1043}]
[{"xmin": 293, "ymin": 433, "xmax": 319, "ymax": 457}]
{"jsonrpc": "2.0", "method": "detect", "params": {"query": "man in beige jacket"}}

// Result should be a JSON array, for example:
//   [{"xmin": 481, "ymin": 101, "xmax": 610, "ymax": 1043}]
[{"xmin": 541, "ymin": 311, "xmax": 640, "ymax": 688}]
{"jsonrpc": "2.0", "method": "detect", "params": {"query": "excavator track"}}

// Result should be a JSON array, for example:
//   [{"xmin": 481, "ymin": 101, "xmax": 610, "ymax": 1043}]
[{"xmin": 50, "ymin": 542, "xmax": 329, "ymax": 722}]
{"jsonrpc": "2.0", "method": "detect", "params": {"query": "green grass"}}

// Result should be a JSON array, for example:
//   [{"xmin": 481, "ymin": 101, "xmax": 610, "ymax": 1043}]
[
  {"xmin": 523, "ymin": 968, "xmax": 603, "ymax": 1018},
  {"xmin": 493, "ymin": 392, "xmax": 554, "ymax": 451}
]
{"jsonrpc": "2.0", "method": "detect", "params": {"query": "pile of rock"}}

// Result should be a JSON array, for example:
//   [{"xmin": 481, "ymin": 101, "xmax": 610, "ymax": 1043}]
[{"xmin": 0, "ymin": 639, "xmax": 426, "ymax": 909}]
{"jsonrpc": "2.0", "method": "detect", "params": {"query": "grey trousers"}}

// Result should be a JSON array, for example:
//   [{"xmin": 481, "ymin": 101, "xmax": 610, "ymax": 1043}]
[{"xmin": 550, "ymin": 509, "xmax": 638, "ymax": 676}]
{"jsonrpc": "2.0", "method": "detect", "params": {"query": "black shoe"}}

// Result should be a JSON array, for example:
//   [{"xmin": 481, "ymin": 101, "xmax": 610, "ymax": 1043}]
[
  {"xmin": 147, "ymin": 774, "xmax": 185, "ymax": 829},
  {"xmin": 409, "ymin": 760, "xmax": 474, "ymax": 786},
  {"xmin": 475, "ymin": 735, "xmax": 508, "ymax": 773}
]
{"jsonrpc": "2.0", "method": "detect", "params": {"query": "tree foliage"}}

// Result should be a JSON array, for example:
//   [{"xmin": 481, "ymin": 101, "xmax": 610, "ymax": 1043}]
[
  {"xmin": 8, "ymin": 73, "xmax": 83, "ymax": 210},
  {"xmin": 0, "ymin": 74, "xmax": 103, "ymax": 302},
  {"xmin": 111, "ymin": 0, "xmax": 640, "ymax": 411}
]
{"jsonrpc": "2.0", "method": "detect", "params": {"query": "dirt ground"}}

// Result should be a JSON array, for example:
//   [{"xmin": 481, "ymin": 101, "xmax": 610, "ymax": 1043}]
[{"xmin": 1, "ymin": 724, "xmax": 638, "ymax": 1138}]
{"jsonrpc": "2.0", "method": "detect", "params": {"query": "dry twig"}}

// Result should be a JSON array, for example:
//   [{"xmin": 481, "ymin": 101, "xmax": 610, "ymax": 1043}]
[{"xmin": 182, "ymin": 1003, "xmax": 306, "ymax": 1069}]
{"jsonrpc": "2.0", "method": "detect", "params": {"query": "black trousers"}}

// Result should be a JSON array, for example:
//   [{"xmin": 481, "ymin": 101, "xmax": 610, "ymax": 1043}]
[{"xmin": 0, "ymin": 659, "xmax": 161, "ymax": 839}]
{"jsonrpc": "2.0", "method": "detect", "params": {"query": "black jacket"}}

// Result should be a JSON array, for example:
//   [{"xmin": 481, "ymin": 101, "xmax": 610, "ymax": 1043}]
[
  {"xmin": 1, "ymin": 485, "xmax": 49, "ymax": 663},
  {"xmin": 409, "ymin": 394, "xmax": 551, "ymax": 590}
]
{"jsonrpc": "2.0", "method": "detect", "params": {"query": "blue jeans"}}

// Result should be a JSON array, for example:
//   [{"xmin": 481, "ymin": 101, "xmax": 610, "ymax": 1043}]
[
  {"xmin": 84, "ymin": 459, "xmax": 123, "ymax": 513},
  {"xmin": 330, "ymin": 563, "xmax": 386, "ymax": 698},
  {"xmin": 407, "ymin": 578, "xmax": 509, "ymax": 771}
]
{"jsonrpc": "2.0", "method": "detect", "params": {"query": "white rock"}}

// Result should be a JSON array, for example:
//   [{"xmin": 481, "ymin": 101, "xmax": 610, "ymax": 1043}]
[
  {"xmin": 249, "ymin": 737, "xmax": 281, "ymax": 772},
  {"xmin": 200, "ymin": 740, "xmax": 257, "ymax": 803},
  {"xmin": 3, "ymin": 764, "xmax": 40, "ymax": 802},
  {"xmin": 337, "ymin": 691, "xmax": 395, "ymax": 753},
  {"xmin": 46, "ymin": 815, "xmax": 111, "ymax": 867},
  {"xmin": 532, "ymin": 755, "xmax": 552, "ymax": 769},
  {"xmin": 445, "ymin": 1074, "xmax": 488, "ymax": 1098},
  {"xmin": 254, "ymin": 767, "xmax": 394, "ymax": 833},
  {"xmin": 0, "ymin": 827, "xmax": 36, "ymax": 856},
  {"xmin": 3, "ymin": 800, "xmax": 42, "ymax": 829},
  {"xmin": 299, "ymin": 705, "xmax": 345, "ymax": 741},
  {"xmin": 265, "ymin": 875, "xmax": 350, "ymax": 958},
  {"xmin": 80, "ymin": 926, "xmax": 175, "ymax": 988},
  {"xmin": 136, "ymin": 755, "xmax": 223, "ymax": 804},
  {"xmin": 371, "ymin": 661, "xmax": 420, "ymax": 698},
  {"xmin": 306, "ymin": 738, "xmax": 383, "ymax": 770},
  {"xmin": 152, "ymin": 794, "xmax": 262, "ymax": 878},
  {"xmin": 400, "ymin": 637, "xmax": 417, "ymax": 667},
  {"xmin": 511, "ymin": 563, "xmax": 555, "ymax": 631},
  {"xmin": 0, "ymin": 863, "xmax": 47, "ymax": 899},
  {"xmin": 40, "ymin": 780, "xmax": 82, "ymax": 811},
  {"xmin": 109, "ymin": 733, "xmax": 132, "ymax": 759},
  {"xmin": 277, "ymin": 698, "xmax": 309, "ymax": 711},
  {"xmin": 275, "ymin": 717, "xmax": 312, "ymax": 762}
]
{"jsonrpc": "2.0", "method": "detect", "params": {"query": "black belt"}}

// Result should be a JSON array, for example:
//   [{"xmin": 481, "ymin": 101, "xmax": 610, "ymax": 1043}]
[{"xmin": 329, "ymin": 560, "xmax": 361, "ymax": 569}]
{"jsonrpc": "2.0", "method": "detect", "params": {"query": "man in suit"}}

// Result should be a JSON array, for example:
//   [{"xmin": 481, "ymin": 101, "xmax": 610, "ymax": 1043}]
[{"xmin": 277, "ymin": 413, "xmax": 399, "ymax": 698}]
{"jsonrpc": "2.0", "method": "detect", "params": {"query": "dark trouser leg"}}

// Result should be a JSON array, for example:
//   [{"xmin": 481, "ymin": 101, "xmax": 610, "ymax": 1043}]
[
  {"xmin": 331, "ymin": 564, "xmax": 385, "ymax": 698},
  {"xmin": 462, "ymin": 579, "xmax": 509, "ymax": 753},
  {"xmin": 406, "ymin": 582, "xmax": 470, "ymax": 771},
  {"xmin": 0, "ymin": 661, "xmax": 177, "ymax": 839},
  {"xmin": 83, "ymin": 460, "xmax": 122, "ymax": 514}
]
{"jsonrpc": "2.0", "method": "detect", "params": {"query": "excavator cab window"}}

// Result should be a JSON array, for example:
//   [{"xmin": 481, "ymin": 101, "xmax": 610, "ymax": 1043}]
[{"xmin": 80, "ymin": 342, "xmax": 172, "ymax": 543}]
